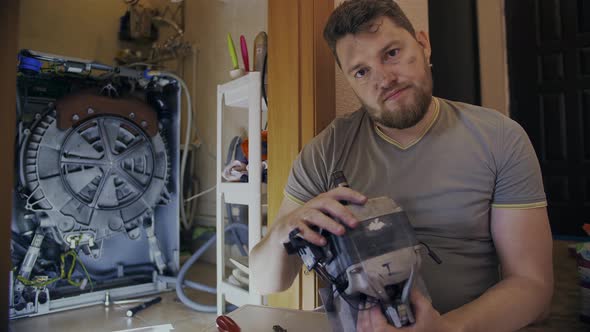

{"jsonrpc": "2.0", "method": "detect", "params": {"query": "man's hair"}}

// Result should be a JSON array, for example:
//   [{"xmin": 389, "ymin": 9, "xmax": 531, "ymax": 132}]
[{"xmin": 323, "ymin": 0, "xmax": 416, "ymax": 67}]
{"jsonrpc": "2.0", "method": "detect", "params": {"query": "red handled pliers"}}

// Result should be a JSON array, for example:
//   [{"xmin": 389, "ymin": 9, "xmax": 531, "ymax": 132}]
[{"xmin": 216, "ymin": 315, "xmax": 241, "ymax": 332}]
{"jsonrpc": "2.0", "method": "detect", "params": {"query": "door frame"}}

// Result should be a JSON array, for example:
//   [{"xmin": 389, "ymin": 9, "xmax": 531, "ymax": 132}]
[
  {"xmin": 0, "ymin": 1, "xmax": 19, "ymax": 329},
  {"xmin": 476, "ymin": 0, "xmax": 510, "ymax": 115}
]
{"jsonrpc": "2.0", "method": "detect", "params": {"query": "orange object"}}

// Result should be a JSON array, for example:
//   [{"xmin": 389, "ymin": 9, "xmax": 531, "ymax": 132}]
[{"xmin": 241, "ymin": 130, "xmax": 268, "ymax": 161}]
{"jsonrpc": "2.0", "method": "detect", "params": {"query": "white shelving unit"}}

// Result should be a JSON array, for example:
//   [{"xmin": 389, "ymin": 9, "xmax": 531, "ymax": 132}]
[{"xmin": 216, "ymin": 72, "xmax": 265, "ymax": 314}]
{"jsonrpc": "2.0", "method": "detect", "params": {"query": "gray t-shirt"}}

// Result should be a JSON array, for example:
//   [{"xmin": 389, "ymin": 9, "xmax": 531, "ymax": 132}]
[{"xmin": 285, "ymin": 97, "xmax": 547, "ymax": 313}]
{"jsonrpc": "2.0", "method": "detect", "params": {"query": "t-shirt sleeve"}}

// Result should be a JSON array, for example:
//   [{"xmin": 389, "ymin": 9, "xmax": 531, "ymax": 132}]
[
  {"xmin": 491, "ymin": 117, "xmax": 547, "ymax": 209},
  {"xmin": 284, "ymin": 127, "xmax": 333, "ymax": 205}
]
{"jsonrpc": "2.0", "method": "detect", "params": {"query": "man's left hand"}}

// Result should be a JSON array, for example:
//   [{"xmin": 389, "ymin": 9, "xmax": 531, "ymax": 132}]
[{"xmin": 356, "ymin": 289, "xmax": 461, "ymax": 332}]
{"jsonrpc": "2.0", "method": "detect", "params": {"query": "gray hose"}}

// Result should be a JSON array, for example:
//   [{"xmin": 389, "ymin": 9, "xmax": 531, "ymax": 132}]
[
  {"xmin": 174, "ymin": 223, "xmax": 248, "ymax": 312},
  {"xmin": 159, "ymin": 276, "xmax": 216, "ymax": 294}
]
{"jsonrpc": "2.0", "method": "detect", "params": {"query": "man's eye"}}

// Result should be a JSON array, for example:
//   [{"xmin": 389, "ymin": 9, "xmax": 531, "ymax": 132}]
[
  {"xmin": 387, "ymin": 49, "xmax": 400, "ymax": 58},
  {"xmin": 354, "ymin": 68, "xmax": 367, "ymax": 78}
]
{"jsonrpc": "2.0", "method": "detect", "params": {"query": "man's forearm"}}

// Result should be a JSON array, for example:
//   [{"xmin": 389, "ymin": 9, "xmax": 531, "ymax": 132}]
[
  {"xmin": 250, "ymin": 229, "xmax": 302, "ymax": 294},
  {"xmin": 443, "ymin": 276, "xmax": 553, "ymax": 332}
]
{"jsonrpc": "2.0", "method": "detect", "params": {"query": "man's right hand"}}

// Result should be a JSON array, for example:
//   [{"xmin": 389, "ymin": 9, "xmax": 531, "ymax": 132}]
[
  {"xmin": 250, "ymin": 187, "xmax": 367, "ymax": 294},
  {"xmin": 274, "ymin": 187, "xmax": 368, "ymax": 247}
]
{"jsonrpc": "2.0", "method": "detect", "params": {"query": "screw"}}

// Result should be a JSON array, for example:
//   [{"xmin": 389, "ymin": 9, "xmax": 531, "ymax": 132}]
[
  {"xmin": 141, "ymin": 120, "xmax": 148, "ymax": 128},
  {"xmin": 34, "ymin": 113, "xmax": 41, "ymax": 120},
  {"xmin": 349, "ymin": 267, "xmax": 362, "ymax": 274},
  {"xmin": 72, "ymin": 114, "xmax": 80, "ymax": 121},
  {"xmin": 129, "ymin": 113, "xmax": 136, "ymax": 119},
  {"xmin": 87, "ymin": 108, "xmax": 94, "ymax": 114}
]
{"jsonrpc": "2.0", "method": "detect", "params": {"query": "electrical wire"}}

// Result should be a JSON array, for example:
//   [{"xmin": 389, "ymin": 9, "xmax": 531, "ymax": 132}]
[
  {"xmin": 187, "ymin": 45, "xmax": 200, "ymax": 225},
  {"xmin": 16, "ymin": 249, "xmax": 94, "ymax": 290},
  {"xmin": 146, "ymin": 70, "xmax": 192, "ymax": 231},
  {"xmin": 184, "ymin": 185, "xmax": 216, "ymax": 203},
  {"xmin": 145, "ymin": 64, "xmax": 253, "ymax": 314},
  {"xmin": 330, "ymin": 286, "xmax": 379, "ymax": 312},
  {"xmin": 148, "ymin": 45, "xmax": 207, "ymax": 230}
]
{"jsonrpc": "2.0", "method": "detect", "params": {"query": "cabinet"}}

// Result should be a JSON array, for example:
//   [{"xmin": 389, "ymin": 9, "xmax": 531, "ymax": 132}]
[{"xmin": 216, "ymin": 72, "xmax": 265, "ymax": 314}]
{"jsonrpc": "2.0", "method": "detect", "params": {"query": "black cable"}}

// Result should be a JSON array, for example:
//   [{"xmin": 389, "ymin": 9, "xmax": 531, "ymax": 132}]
[
  {"xmin": 262, "ymin": 53, "xmax": 268, "ymax": 130},
  {"xmin": 419, "ymin": 241, "xmax": 442, "ymax": 264},
  {"xmin": 331, "ymin": 286, "xmax": 379, "ymax": 311}
]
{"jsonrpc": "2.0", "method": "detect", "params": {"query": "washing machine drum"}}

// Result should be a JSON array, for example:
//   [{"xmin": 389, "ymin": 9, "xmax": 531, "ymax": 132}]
[{"xmin": 19, "ymin": 94, "xmax": 170, "ymax": 247}]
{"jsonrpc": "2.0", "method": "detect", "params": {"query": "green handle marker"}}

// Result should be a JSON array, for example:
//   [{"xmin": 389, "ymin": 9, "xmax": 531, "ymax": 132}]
[{"xmin": 227, "ymin": 33, "xmax": 239, "ymax": 70}]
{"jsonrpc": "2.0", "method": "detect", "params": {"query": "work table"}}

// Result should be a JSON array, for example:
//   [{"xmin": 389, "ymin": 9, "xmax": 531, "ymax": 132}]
[
  {"xmin": 205, "ymin": 240, "xmax": 589, "ymax": 332},
  {"xmin": 519, "ymin": 240, "xmax": 587, "ymax": 331}
]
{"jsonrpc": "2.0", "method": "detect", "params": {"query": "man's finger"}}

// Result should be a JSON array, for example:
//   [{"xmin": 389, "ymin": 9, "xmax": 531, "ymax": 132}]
[
  {"xmin": 369, "ymin": 304, "xmax": 391, "ymax": 327},
  {"xmin": 410, "ymin": 287, "xmax": 431, "ymax": 312},
  {"xmin": 307, "ymin": 189, "xmax": 366, "ymax": 228},
  {"xmin": 295, "ymin": 222, "xmax": 326, "ymax": 246},
  {"xmin": 326, "ymin": 186, "xmax": 368, "ymax": 205},
  {"xmin": 301, "ymin": 208, "xmax": 345, "ymax": 236},
  {"xmin": 357, "ymin": 301, "xmax": 370, "ymax": 331},
  {"xmin": 409, "ymin": 287, "xmax": 436, "ymax": 323}
]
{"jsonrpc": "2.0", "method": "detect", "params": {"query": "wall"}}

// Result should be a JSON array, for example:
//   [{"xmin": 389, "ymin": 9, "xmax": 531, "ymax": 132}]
[
  {"xmin": 17, "ymin": 0, "xmax": 268, "ymax": 228},
  {"xmin": 184, "ymin": 0, "xmax": 268, "ymax": 224},
  {"xmin": 334, "ymin": 0, "xmax": 430, "ymax": 116},
  {"xmin": 18, "ymin": 0, "xmax": 129, "ymax": 64},
  {"xmin": 476, "ymin": 0, "xmax": 509, "ymax": 115}
]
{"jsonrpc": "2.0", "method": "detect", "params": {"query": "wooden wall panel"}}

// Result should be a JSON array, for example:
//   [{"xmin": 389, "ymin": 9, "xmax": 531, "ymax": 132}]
[
  {"xmin": 267, "ymin": 0, "xmax": 335, "ymax": 309},
  {"xmin": 298, "ymin": 0, "xmax": 317, "ymax": 310},
  {"xmin": 267, "ymin": 0, "xmax": 303, "ymax": 309}
]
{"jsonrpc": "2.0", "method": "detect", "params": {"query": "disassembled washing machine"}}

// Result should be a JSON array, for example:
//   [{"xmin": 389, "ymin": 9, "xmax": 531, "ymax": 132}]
[{"xmin": 10, "ymin": 50, "xmax": 180, "ymax": 318}]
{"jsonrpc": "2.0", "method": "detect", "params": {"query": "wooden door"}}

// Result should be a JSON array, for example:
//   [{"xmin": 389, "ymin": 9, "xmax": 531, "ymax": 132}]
[
  {"xmin": 506, "ymin": 0, "xmax": 590, "ymax": 236},
  {"xmin": 428, "ymin": 0, "xmax": 481, "ymax": 105}
]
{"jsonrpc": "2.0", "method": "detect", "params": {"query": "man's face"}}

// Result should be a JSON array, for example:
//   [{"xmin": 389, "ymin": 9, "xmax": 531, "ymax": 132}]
[{"xmin": 336, "ymin": 17, "xmax": 433, "ymax": 129}]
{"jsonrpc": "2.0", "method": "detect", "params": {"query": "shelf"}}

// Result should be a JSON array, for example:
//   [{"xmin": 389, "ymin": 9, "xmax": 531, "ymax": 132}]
[
  {"xmin": 219, "ymin": 182, "xmax": 267, "ymax": 205},
  {"xmin": 216, "ymin": 70, "xmax": 265, "ymax": 315},
  {"xmin": 218, "ymin": 72, "xmax": 267, "ymax": 111},
  {"xmin": 219, "ymin": 280, "xmax": 257, "ymax": 307}
]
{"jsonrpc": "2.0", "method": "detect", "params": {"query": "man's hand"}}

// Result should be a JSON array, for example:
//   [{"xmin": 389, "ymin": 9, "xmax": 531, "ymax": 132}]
[
  {"xmin": 273, "ymin": 187, "xmax": 367, "ymax": 246},
  {"xmin": 250, "ymin": 187, "xmax": 367, "ymax": 294},
  {"xmin": 357, "ymin": 289, "xmax": 461, "ymax": 332}
]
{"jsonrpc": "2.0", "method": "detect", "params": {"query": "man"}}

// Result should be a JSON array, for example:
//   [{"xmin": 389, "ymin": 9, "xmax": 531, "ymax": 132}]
[{"xmin": 250, "ymin": 0, "xmax": 553, "ymax": 331}]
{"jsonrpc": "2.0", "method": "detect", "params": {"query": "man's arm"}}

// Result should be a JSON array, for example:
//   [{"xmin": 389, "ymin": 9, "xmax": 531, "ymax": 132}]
[
  {"xmin": 250, "ymin": 188, "xmax": 367, "ymax": 295},
  {"xmin": 443, "ymin": 206, "xmax": 554, "ymax": 332},
  {"xmin": 250, "ymin": 198, "xmax": 303, "ymax": 294}
]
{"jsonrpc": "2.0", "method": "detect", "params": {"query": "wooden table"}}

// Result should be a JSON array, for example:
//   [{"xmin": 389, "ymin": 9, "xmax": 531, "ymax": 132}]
[{"xmin": 518, "ymin": 240, "xmax": 588, "ymax": 331}]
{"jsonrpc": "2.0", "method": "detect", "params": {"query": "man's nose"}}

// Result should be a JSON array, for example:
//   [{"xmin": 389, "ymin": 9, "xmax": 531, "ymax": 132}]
[{"xmin": 374, "ymin": 64, "xmax": 398, "ymax": 89}]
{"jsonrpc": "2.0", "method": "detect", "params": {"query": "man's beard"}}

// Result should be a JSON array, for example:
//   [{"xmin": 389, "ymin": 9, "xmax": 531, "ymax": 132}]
[{"xmin": 364, "ymin": 81, "xmax": 433, "ymax": 130}]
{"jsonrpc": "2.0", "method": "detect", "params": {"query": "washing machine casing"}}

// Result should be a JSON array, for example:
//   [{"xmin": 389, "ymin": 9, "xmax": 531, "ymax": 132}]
[{"xmin": 10, "ymin": 50, "xmax": 180, "ymax": 319}]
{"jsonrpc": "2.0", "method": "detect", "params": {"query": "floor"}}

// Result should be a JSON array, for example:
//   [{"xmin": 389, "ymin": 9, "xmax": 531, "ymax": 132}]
[{"xmin": 9, "ymin": 262, "xmax": 219, "ymax": 332}]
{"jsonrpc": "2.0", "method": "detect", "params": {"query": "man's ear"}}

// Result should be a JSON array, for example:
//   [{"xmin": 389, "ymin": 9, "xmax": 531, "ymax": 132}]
[{"xmin": 416, "ymin": 31, "xmax": 432, "ymax": 64}]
